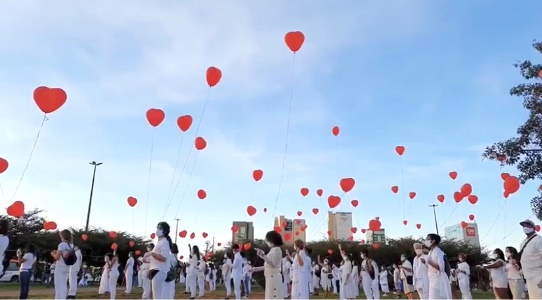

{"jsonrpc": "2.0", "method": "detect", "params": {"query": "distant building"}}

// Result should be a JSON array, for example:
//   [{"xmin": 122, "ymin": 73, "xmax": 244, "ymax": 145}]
[
  {"xmin": 231, "ymin": 221, "xmax": 254, "ymax": 244},
  {"xmin": 274, "ymin": 215, "xmax": 306, "ymax": 245},
  {"xmin": 328, "ymin": 212, "xmax": 353, "ymax": 241},
  {"xmin": 365, "ymin": 228, "xmax": 386, "ymax": 245},
  {"xmin": 444, "ymin": 223, "xmax": 480, "ymax": 247}
]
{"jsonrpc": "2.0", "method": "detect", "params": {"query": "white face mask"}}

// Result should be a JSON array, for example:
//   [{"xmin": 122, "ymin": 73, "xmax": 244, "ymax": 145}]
[
  {"xmin": 415, "ymin": 249, "xmax": 422, "ymax": 255},
  {"xmin": 424, "ymin": 240, "xmax": 432, "ymax": 248},
  {"xmin": 156, "ymin": 229, "xmax": 163, "ymax": 237},
  {"xmin": 401, "ymin": 257, "xmax": 406, "ymax": 262},
  {"xmin": 523, "ymin": 227, "xmax": 534, "ymax": 234},
  {"xmin": 342, "ymin": 255, "xmax": 347, "ymax": 261},
  {"xmin": 224, "ymin": 254, "xmax": 227, "ymax": 259},
  {"xmin": 360, "ymin": 254, "xmax": 366, "ymax": 259},
  {"xmin": 505, "ymin": 251, "xmax": 511, "ymax": 258},
  {"xmin": 147, "ymin": 248, "xmax": 152, "ymax": 252},
  {"xmin": 490, "ymin": 253, "xmax": 496, "ymax": 259}
]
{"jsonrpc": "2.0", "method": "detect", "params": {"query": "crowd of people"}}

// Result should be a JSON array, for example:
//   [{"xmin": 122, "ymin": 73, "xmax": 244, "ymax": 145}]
[{"xmin": 0, "ymin": 218, "xmax": 542, "ymax": 299}]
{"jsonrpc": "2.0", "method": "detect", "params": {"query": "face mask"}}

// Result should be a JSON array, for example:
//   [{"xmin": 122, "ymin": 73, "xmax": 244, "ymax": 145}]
[
  {"xmin": 505, "ymin": 252, "xmax": 511, "ymax": 258},
  {"xmin": 224, "ymin": 254, "xmax": 227, "ymax": 259},
  {"xmin": 156, "ymin": 229, "xmax": 163, "ymax": 237},
  {"xmin": 490, "ymin": 253, "xmax": 496, "ymax": 259},
  {"xmin": 523, "ymin": 227, "xmax": 534, "ymax": 234},
  {"xmin": 401, "ymin": 257, "xmax": 406, "ymax": 262},
  {"xmin": 146, "ymin": 248, "xmax": 152, "ymax": 251},
  {"xmin": 415, "ymin": 249, "xmax": 422, "ymax": 255},
  {"xmin": 361, "ymin": 254, "xmax": 366, "ymax": 259},
  {"xmin": 424, "ymin": 240, "xmax": 432, "ymax": 248},
  {"xmin": 342, "ymin": 255, "xmax": 347, "ymax": 261},
  {"xmin": 459, "ymin": 258, "xmax": 464, "ymax": 262}
]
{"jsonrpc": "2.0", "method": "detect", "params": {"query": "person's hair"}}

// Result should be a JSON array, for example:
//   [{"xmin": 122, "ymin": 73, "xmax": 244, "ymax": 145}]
[
  {"xmin": 171, "ymin": 243, "xmax": 179, "ymax": 255},
  {"xmin": 157, "ymin": 222, "xmax": 173, "ymax": 250},
  {"xmin": 493, "ymin": 248, "xmax": 505, "ymax": 260},
  {"xmin": 147, "ymin": 243, "xmax": 155, "ymax": 250},
  {"xmin": 413, "ymin": 242, "xmax": 423, "ymax": 249},
  {"xmin": 294, "ymin": 239, "xmax": 304, "ymax": 250},
  {"xmin": 505, "ymin": 246, "xmax": 519, "ymax": 257},
  {"xmin": 265, "ymin": 230, "xmax": 283, "ymax": 247},
  {"xmin": 105, "ymin": 252, "xmax": 112, "ymax": 259},
  {"xmin": 24, "ymin": 243, "xmax": 37, "ymax": 256},
  {"xmin": 458, "ymin": 253, "xmax": 467, "ymax": 259},
  {"xmin": 60, "ymin": 229, "xmax": 73, "ymax": 243},
  {"xmin": 232, "ymin": 244, "xmax": 240, "ymax": 251},
  {"xmin": 361, "ymin": 248, "xmax": 370, "ymax": 256},
  {"xmin": 305, "ymin": 247, "xmax": 312, "ymax": 255},
  {"xmin": 192, "ymin": 245, "xmax": 201, "ymax": 261},
  {"xmin": 0, "ymin": 220, "xmax": 8, "ymax": 235},
  {"xmin": 240, "ymin": 251, "xmax": 246, "ymax": 258},
  {"xmin": 128, "ymin": 251, "xmax": 134, "ymax": 257},
  {"xmin": 343, "ymin": 252, "xmax": 352, "ymax": 261},
  {"xmin": 426, "ymin": 233, "xmax": 441, "ymax": 245}
]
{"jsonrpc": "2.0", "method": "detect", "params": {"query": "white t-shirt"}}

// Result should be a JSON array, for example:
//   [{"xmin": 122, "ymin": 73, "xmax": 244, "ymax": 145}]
[
  {"xmin": 456, "ymin": 262, "xmax": 470, "ymax": 280},
  {"xmin": 413, "ymin": 255, "xmax": 429, "ymax": 279},
  {"xmin": 232, "ymin": 252, "xmax": 243, "ymax": 280},
  {"xmin": 519, "ymin": 234, "xmax": 542, "ymax": 280},
  {"xmin": 141, "ymin": 253, "xmax": 151, "ymax": 271},
  {"xmin": 400, "ymin": 260, "xmax": 413, "ymax": 279},
  {"xmin": 74, "ymin": 248, "xmax": 83, "ymax": 269},
  {"xmin": 427, "ymin": 247, "xmax": 446, "ymax": 275},
  {"xmin": 149, "ymin": 238, "xmax": 170, "ymax": 272},
  {"xmin": 20, "ymin": 253, "xmax": 35, "ymax": 271},
  {"xmin": 126, "ymin": 257, "xmax": 134, "ymax": 273},
  {"xmin": 0, "ymin": 235, "xmax": 8, "ymax": 273},
  {"xmin": 55, "ymin": 241, "xmax": 74, "ymax": 268},
  {"xmin": 506, "ymin": 262, "xmax": 523, "ymax": 280}
]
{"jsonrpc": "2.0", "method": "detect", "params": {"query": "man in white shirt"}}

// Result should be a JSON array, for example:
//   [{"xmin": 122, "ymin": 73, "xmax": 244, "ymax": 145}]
[
  {"xmin": 67, "ymin": 246, "xmax": 83, "ymax": 299},
  {"xmin": 519, "ymin": 219, "xmax": 542, "ymax": 299},
  {"xmin": 412, "ymin": 242, "xmax": 429, "ymax": 300},
  {"xmin": 124, "ymin": 251, "xmax": 135, "ymax": 294},
  {"xmin": 231, "ymin": 244, "xmax": 243, "ymax": 300}
]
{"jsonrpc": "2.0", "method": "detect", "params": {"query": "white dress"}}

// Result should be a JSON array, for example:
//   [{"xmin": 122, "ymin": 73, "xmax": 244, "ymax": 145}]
[
  {"xmin": 427, "ymin": 247, "xmax": 452, "ymax": 300},
  {"xmin": 264, "ymin": 247, "xmax": 284, "ymax": 299},
  {"xmin": 320, "ymin": 264, "xmax": 332, "ymax": 291},
  {"xmin": 98, "ymin": 262, "xmax": 110, "ymax": 294},
  {"xmin": 489, "ymin": 259, "xmax": 508, "ymax": 288},
  {"xmin": 350, "ymin": 264, "xmax": 359, "ymax": 297},
  {"xmin": 291, "ymin": 252, "xmax": 309, "ymax": 299},
  {"xmin": 340, "ymin": 260, "xmax": 354, "ymax": 299},
  {"xmin": 108, "ymin": 260, "xmax": 120, "ymax": 299},
  {"xmin": 380, "ymin": 269, "xmax": 390, "ymax": 293}
]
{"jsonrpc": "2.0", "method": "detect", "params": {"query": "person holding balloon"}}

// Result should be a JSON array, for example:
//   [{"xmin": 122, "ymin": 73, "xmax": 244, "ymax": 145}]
[
  {"xmin": 288, "ymin": 239, "xmax": 309, "ymax": 299},
  {"xmin": 98, "ymin": 255, "xmax": 110, "ymax": 296},
  {"xmin": 106, "ymin": 252, "xmax": 120, "ymax": 300},
  {"xmin": 149, "ymin": 222, "xmax": 173, "ymax": 299}
]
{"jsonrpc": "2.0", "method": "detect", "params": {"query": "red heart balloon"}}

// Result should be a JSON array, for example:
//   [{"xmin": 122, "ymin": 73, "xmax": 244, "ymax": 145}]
[
  {"xmin": 146, "ymin": 108, "xmax": 165, "ymax": 127},
  {"xmin": 81, "ymin": 234, "xmax": 88, "ymax": 241},
  {"xmin": 195, "ymin": 137, "xmax": 207, "ymax": 151},
  {"xmin": 0, "ymin": 158, "xmax": 8, "ymax": 174},
  {"xmin": 202, "ymin": 232, "xmax": 208, "ymax": 238},
  {"xmin": 501, "ymin": 173, "xmax": 510, "ymax": 180},
  {"xmin": 340, "ymin": 178, "xmax": 355, "ymax": 193},
  {"xmin": 7, "ymin": 201, "xmax": 25, "ymax": 217},
  {"xmin": 300, "ymin": 188, "xmax": 309, "ymax": 197},
  {"xmin": 206, "ymin": 67, "xmax": 222, "ymax": 88},
  {"xmin": 43, "ymin": 221, "xmax": 57, "ymax": 231},
  {"xmin": 332, "ymin": 126, "xmax": 340, "ymax": 136},
  {"xmin": 197, "ymin": 189, "xmax": 207, "ymax": 200},
  {"xmin": 150, "ymin": 233, "xmax": 156, "ymax": 239},
  {"xmin": 368, "ymin": 219, "xmax": 381, "ymax": 231},
  {"xmin": 247, "ymin": 205, "xmax": 257, "ymax": 216},
  {"xmin": 127, "ymin": 196, "xmax": 137, "ymax": 207},
  {"xmin": 111, "ymin": 243, "xmax": 118, "ymax": 250},
  {"xmin": 312, "ymin": 208, "xmax": 319, "ymax": 215},
  {"xmin": 403, "ymin": 220, "xmax": 408, "ymax": 225},
  {"xmin": 461, "ymin": 183, "xmax": 473, "ymax": 197},
  {"xmin": 129, "ymin": 241, "xmax": 135, "ymax": 247},
  {"xmin": 190, "ymin": 232, "xmax": 195, "ymax": 239},
  {"xmin": 327, "ymin": 230, "xmax": 332, "ymax": 236},
  {"xmin": 327, "ymin": 249, "xmax": 333, "ymax": 255},
  {"xmin": 437, "ymin": 194, "xmax": 445, "ymax": 203},
  {"xmin": 469, "ymin": 214, "xmax": 475, "ymax": 221},
  {"xmin": 274, "ymin": 226, "xmax": 282, "ymax": 234},
  {"xmin": 416, "ymin": 224, "xmax": 422, "ymax": 229},
  {"xmin": 263, "ymin": 207, "xmax": 267, "ymax": 213},
  {"xmin": 297, "ymin": 211, "xmax": 302, "ymax": 217},
  {"xmin": 177, "ymin": 115, "xmax": 193, "ymax": 132},
  {"xmin": 179, "ymin": 230, "xmax": 187, "ymax": 238},
  {"xmin": 284, "ymin": 233, "xmax": 291, "ymax": 241},
  {"xmin": 295, "ymin": 219, "xmax": 301, "ymax": 225},
  {"xmin": 109, "ymin": 231, "xmax": 117, "ymax": 239},
  {"xmin": 350, "ymin": 227, "xmax": 357, "ymax": 234},
  {"xmin": 243, "ymin": 243, "xmax": 252, "ymax": 250},
  {"xmin": 361, "ymin": 229, "xmax": 366, "ymax": 233},
  {"xmin": 252, "ymin": 169, "xmax": 263, "ymax": 182},
  {"xmin": 231, "ymin": 225, "xmax": 239, "ymax": 233},
  {"xmin": 284, "ymin": 31, "xmax": 305, "ymax": 53},
  {"xmin": 409, "ymin": 192, "xmax": 416, "ymax": 199},
  {"xmin": 395, "ymin": 146, "xmax": 405, "ymax": 156},
  {"xmin": 373, "ymin": 243, "xmax": 380, "ymax": 249},
  {"xmin": 33, "ymin": 86, "xmax": 67, "ymax": 114},
  {"xmin": 449, "ymin": 171, "xmax": 458, "ymax": 180},
  {"xmin": 461, "ymin": 221, "xmax": 468, "ymax": 228},
  {"xmin": 217, "ymin": 242, "xmax": 222, "ymax": 247},
  {"xmin": 351, "ymin": 200, "xmax": 359, "ymax": 207},
  {"xmin": 327, "ymin": 195, "xmax": 341, "ymax": 209},
  {"xmin": 467, "ymin": 195, "xmax": 478, "ymax": 205},
  {"xmin": 454, "ymin": 192, "xmax": 464, "ymax": 203},
  {"xmin": 316, "ymin": 189, "xmax": 323, "ymax": 197},
  {"xmin": 391, "ymin": 186, "xmax": 399, "ymax": 194}
]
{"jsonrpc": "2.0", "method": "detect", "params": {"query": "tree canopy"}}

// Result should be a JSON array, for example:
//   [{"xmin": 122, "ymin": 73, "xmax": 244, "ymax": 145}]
[{"xmin": 483, "ymin": 40, "xmax": 542, "ymax": 219}]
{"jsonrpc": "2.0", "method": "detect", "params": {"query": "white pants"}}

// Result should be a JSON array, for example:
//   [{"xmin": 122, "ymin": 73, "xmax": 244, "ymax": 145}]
[
  {"xmin": 458, "ymin": 278, "xmax": 472, "ymax": 300},
  {"xmin": 526, "ymin": 278, "xmax": 542, "ymax": 300},
  {"xmin": 224, "ymin": 275, "xmax": 232, "ymax": 296},
  {"xmin": 68, "ymin": 265, "xmax": 80, "ymax": 296},
  {"xmin": 362, "ymin": 276, "xmax": 379, "ymax": 299},
  {"xmin": 415, "ymin": 277, "xmax": 429, "ymax": 300},
  {"xmin": 109, "ymin": 271, "xmax": 119, "ymax": 299},
  {"xmin": 187, "ymin": 274, "xmax": 198, "ymax": 298},
  {"xmin": 198, "ymin": 275, "xmax": 205, "ymax": 297},
  {"xmin": 151, "ymin": 270, "xmax": 167, "ymax": 300},
  {"xmin": 282, "ymin": 277, "xmax": 289, "ymax": 297},
  {"xmin": 210, "ymin": 278, "xmax": 216, "ymax": 290},
  {"xmin": 233, "ymin": 276, "xmax": 242, "ymax": 299},
  {"xmin": 54, "ymin": 266, "xmax": 70, "ymax": 299},
  {"xmin": 125, "ymin": 270, "xmax": 134, "ymax": 293},
  {"xmin": 165, "ymin": 280, "xmax": 175, "ymax": 299},
  {"xmin": 138, "ymin": 270, "xmax": 143, "ymax": 288},
  {"xmin": 312, "ymin": 275, "xmax": 320, "ymax": 291},
  {"xmin": 333, "ymin": 279, "xmax": 339, "ymax": 294},
  {"xmin": 141, "ymin": 270, "xmax": 151, "ymax": 299}
]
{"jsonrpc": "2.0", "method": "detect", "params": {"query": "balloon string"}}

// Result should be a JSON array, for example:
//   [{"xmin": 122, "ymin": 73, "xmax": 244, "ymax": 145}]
[
  {"xmin": 0, "ymin": 182, "xmax": 5, "ymax": 204},
  {"xmin": 271, "ymin": 54, "xmax": 296, "ymax": 220},
  {"xmin": 480, "ymin": 199, "xmax": 506, "ymax": 243},
  {"xmin": 399, "ymin": 157, "xmax": 406, "ymax": 219},
  {"xmin": 144, "ymin": 128, "xmax": 155, "ymax": 236},
  {"xmin": 439, "ymin": 204, "xmax": 459, "ymax": 229},
  {"xmin": 503, "ymin": 212, "xmax": 534, "ymax": 239},
  {"xmin": 174, "ymin": 153, "xmax": 199, "ymax": 219},
  {"xmin": 132, "ymin": 209, "xmax": 135, "ymax": 231},
  {"xmin": 503, "ymin": 200, "xmax": 507, "ymax": 244},
  {"xmin": 307, "ymin": 212, "xmax": 327, "ymax": 240},
  {"xmin": 164, "ymin": 88, "xmax": 212, "ymax": 215},
  {"xmin": 10, "ymin": 115, "xmax": 47, "ymax": 201},
  {"xmin": 335, "ymin": 137, "xmax": 340, "ymax": 176},
  {"xmin": 165, "ymin": 135, "xmax": 185, "ymax": 203}
]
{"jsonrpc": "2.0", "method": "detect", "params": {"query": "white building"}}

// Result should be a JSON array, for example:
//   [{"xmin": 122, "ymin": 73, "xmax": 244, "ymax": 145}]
[
  {"xmin": 444, "ymin": 222, "xmax": 480, "ymax": 247},
  {"xmin": 365, "ymin": 229, "xmax": 386, "ymax": 245},
  {"xmin": 328, "ymin": 212, "xmax": 353, "ymax": 240}
]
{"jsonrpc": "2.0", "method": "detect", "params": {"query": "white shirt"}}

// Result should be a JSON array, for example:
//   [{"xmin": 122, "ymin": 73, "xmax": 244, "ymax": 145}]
[
  {"xmin": 168, "ymin": 253, "xmax": 178, "ymax": 271},
  {"xmin": 141, "ymin": 253, "xmax": 151, "ymax": 270},
  {"xmin": 126, "ymin": 257, "xmax": 134, "ymax": 273},
  {"xmin": 413, "ymin": 255, "xmax": 429, "ymax": 279},
  {"xmin": 223, "ymin": 258, "xmax": 232, "ymax": 278},
  {"xmin": 243, "ymin": 264, "xmax": 253, "ymax": 278},
  {"xmin": 149, "ymin": 238, "xmax": 170, "ymax": 271},
  {"xmin": 361, "ymin": 258, "xmax": 379, "ymax": 280},
  {"xmin": 400, "ymin": 259, "xmax": 413, "ymax": 279},
  {"xmin": 506, "ymin": 262, "xmax": 523, "ymax": 280},
  {"xmin": 188, "ymin": 255, "xmax": 198, "ymax": 276},
  {"xmin": 232, "ymin": 252, "xmax": 243, "ymax": 280},
  {"xmin": 55, "ymin": 241, "xmax": 73, "ymax": 268},
  {"xmin": 72, "ymin": 248, "xmax": 83, "ymax": 271},
  {"xmin": 380, "ymin": 269, "xmax": 389, "ymax": 283},
  {"xmin": 197, "ymin": 259, "xmax": 206, "ymax": 277},
  {"xmin": 312, "ymin": 264, "xmax": 320, "ymax": 277},
  {"xmin": 393, "ymin": 268, "xmax": 401, "ymax": 283},
  {"xmin": 20, "ymin": 253, "xmax": 35, "ymax": 271},
  {"xmin": 519, "ymin": 234, "xmax": 542, "ymax": 280},
  {"xmin": 427, "ymin": 246, "xmax": 446, "ymax": 275},
  {"xmin": 456, "ymin": 261, "xmax": 470, "ymax": 280},
  {"xmin": 303, "ymin": 255, "xmax": 311, "ymax": 283},
  {"xmin": 0, "ymin": 235, "xmax": 8, "ymax": 272}
]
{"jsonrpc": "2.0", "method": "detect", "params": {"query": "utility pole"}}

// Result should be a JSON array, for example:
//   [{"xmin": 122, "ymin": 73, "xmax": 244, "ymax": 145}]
[
  {"xmin": 174, "ymin": 218, "xmax": 181, "ymax": 244},
  {"xmin": 85, "ymin": 161, "xmax": 102, "ymax": 232},
  {"xmin": 429, "ymin": 204, "xmax": 439, "ymax": 235}
]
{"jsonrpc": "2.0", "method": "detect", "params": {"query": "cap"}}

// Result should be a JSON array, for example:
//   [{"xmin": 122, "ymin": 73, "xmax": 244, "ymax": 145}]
[{"xmin": 520, "ymin": 220, "xmax": 535, "ymax": 227}]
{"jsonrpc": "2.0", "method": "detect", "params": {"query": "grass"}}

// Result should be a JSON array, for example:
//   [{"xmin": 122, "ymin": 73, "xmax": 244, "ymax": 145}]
[{"xmin": 0, "ymin": 283, "xmax": 496, "ymax": 299}]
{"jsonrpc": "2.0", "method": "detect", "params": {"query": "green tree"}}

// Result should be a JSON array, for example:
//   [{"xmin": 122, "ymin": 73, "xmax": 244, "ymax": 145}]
[{"xmin": 483, "ymin": 40, "xmax": 542, "ymax": 219}]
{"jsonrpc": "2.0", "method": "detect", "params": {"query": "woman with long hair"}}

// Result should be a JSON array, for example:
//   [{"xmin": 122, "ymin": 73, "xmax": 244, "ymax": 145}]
[
  {"xmin": 165, "ymin": 243, "xmax": 179, "ymax": 299},
  {"xmin": 98, "ymin": 254, "xmax": 110, "ymax": 296},
  {"xmin": 222, "ymin": 250, "xmax": 233, "ymax": 299},
  {"xmin": 505, "ymin": 246, "xmax": 525, "ymax": 299},
  {"xmin": 425, "ymin": 233, "xmax": 452, "ymax": 299},
  {"xmin": 456, "ymin": 253, "xmax": 472, "ymax": 300},
  {"xmin": 18, "ymin": 243, "xmax": 36, "ymax": 299},
  {"xmin": 289, "ymin": 239, "xmax": 309, "ymax": 299},
  {"xmin": 338, "ymin": 244, "xmax": 355, "ymax": 300},
  {"xmin": 141, "ymin": 243, "xmax": 154, "ymax": 299},
  {"xmin": 254, "ymin": 230, "xmax": 284, "ymax": 299},
  {"xmin": 107, "ymin": 252, "xmax": 120, "ymax": 299},
  {"xmin": 187, "ymin": 244, "xmax": 200, "ymax": 299},
  {"xmin": 51, "ymin": 229, "xmax": 74, "ymax": 299},
  {"xmin": 197, "ymin": 255, "xmax": 206, "ymax": 298},
  {"xmin": 149, "ymin": 222, "xmax": 173, "ymax": 299},
  {"xmin": 478, "ymin": 248, "xmax": 509, "ymax": 299}
]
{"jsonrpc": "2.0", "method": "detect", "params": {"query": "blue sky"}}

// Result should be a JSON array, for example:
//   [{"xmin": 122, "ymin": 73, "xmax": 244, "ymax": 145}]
[{"xmin": 0, "ymin": 0, "xmax": 541, "ymax": 258}]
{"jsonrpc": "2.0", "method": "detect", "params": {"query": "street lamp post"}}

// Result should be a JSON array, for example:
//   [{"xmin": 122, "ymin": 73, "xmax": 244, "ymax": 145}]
[
  {"xmin": 85, "ymin": 161, "xmax": 102, "ymax": 232},
  {"xmin": 174, "ymin": 218, "xmax": 181, "ymax": 244},
  {"xmin": 429, "ymin": 204, "xmax": 439, "ymax": 235}
]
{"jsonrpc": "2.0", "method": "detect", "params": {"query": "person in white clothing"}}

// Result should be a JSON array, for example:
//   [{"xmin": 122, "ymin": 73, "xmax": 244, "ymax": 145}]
[
  {"xmin": 317, "ymin": 258, "xmax": 332, "ymax": 297},
  {"xmin": 149, "ymin": 222, "xmax": 173, "ymax": 300},
  {"xmin": 222, "ymin": 252, "xmax": 233, "ymax": 299},
  {"xmin": 303, "ymin": 248, "xmax": 312, "ymax": 296},
  {"xmin": 187, "ymin": 244, "xmax": 201, "ymax": 299},
  {"xmin": 338, "ymin": 244, "xmax": 355, "ymax": 299},
  {"xmin": 124, "ymin": 252, "xmax": 135, "ymax": 295},
  {"xmin": 505, "ymin": 246, "xmax": 525, "ymax": 299},
  {"xmin": 107, "ymin": 252, "xmax": 120, "ymax": 300},
  {"xmin": 518, "ymin": 219, "xmax": 542, "ymax": 300},
  {"xmin": 412, "ymin": 243, "xmax": 429, "ymax": 300},
  {"xmin": 207, "ymin": 263, "xmax": 217, "ymax": 291},
  {"xmin": 137, "ymin": 258, "xmax": 144, "ymax": 288},
  {"xmin": 477, "ymin": 248, "xmax": 509, "ymax": 299},
  {"xmin": 165, "ymin": 244, "xmax": 179, "ymax": 299},
  {"xmin": 68, "ymin": 245, "xmax": 83, "ymax": 299},
  {"xmin": 17, "ymin": 243, "xmax": 36, "ymax": 299},
  {"xmin": 379, "ymin": 265, "xmax": 390, "ymax": 296},
  {"xmin": 399, "ymin": 254, "xmax": 414, "ymax": 300},
  {"xmin": 0, "ymin": 220, "xmax": 9, "ymax": 278},
  {"xmin": 360, "ymin": 248, "xmax": 380, "ymax": 299},
  {"xmin": 288, "ymin": 240, "xmax": 309, "ymax": 299},
  {"xmin": 253, "ymin": 230, "xmax": 284, "ymax": 299},
  {"xmin": 231, "ymin": 244, "xmax": 244, "ymax": 300},
  {"xmin": 51, "ymin": 229, "xmax": 75, "ymax": 300},
  {"xmin": 141, "ymin": 244, "xmax": 154, "ymax": 299},
  {"xmin": 332, "ymin": 264, "xmax": 340, "ymax": 294},
  {"xmin": 424, "ymin": 233, "xmax": 452, "ymax": 300},
  {"xmin": 282, "ymin": 257, "xmax": 292, "ymax": 298},
  {"xmin": 197, "ymin": 257, "xmax": 206, "ymax": 297},
  {"xmin": 312, "ymin": 261, "xmax": 320, "ymax": 295},
  {"xmin": 243, "ymin": 260, "xmax": 253, "ymax": 297},
  {"xmin": 98, "ymin": 256, "xmax": 110, "ymax": 296},
  {"xmin": 456, "ymin": 253, "xmax": 472, "ymax": 300}
]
